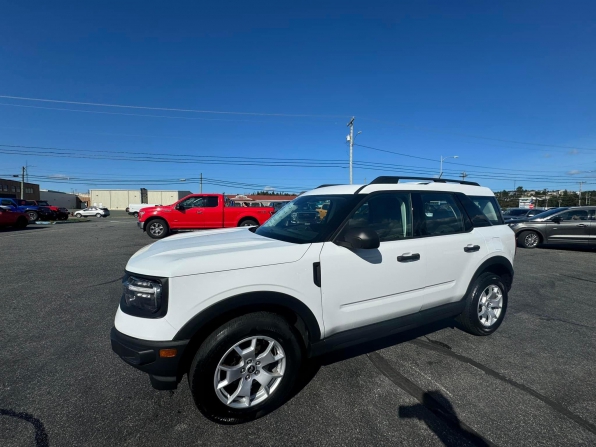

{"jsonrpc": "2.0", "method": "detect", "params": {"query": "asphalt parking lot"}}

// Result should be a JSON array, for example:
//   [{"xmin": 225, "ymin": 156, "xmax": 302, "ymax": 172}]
[{"xmin": 1, "ymin": 216, "xmax": 595, "ymax": 447}]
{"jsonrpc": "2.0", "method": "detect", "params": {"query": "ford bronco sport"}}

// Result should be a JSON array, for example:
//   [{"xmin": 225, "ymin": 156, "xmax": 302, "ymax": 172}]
[{"xmin": 111, "ymin": 176, "xmax": 515, "ymax": 424}]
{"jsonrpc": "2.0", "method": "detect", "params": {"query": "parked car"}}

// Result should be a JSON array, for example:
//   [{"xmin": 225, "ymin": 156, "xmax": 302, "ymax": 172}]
[
  {"xmin": 502, "ymin": 208, "xmax": 547, "ymax": 223},
  {"xmin": 0, "ymin": 198, "xmax": 56, "ymax": 221},
  {"xmin": 112, "ymin": 176, "xmax": 515, "ymax": 423},
  {"xmin": 26, "ymin": 200, "xmax": 69, "ymax": 220},
  {"xmin": 127, "ymin": 203, "xmax": 158, "ymax": 218},
  {"xmin": 74, "ymin": 207, "xmax": 110, "ymax": 218},
  {"xmin": 137, "ymin": 194, "xmax": 274, "ymax": 239},
  {"xmin": 510, "ymin": 206, "xmax": 595, "ymax": 248},
  {"xmin": 0, "ymin": 207, "xmax": 29, "ymax": 229}
]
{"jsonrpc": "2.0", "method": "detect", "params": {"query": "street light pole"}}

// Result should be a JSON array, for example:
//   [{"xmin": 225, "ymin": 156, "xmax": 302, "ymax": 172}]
[{"xmin": 439, "ymin": 155, "xmax": 459, "ymax": 178}]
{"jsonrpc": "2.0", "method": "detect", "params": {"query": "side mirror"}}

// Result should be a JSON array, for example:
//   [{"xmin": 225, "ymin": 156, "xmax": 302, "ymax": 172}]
[
  {"xmin": 175, "ymin": 203, "xmax": 184, "ymax": 210},
  {"xmin": 338, "ymin": 228, "xmax": 380, "ymax": 250},
  {"xmin": 551, "ymin": 216, "xmax": 562, "ymax": 223}
]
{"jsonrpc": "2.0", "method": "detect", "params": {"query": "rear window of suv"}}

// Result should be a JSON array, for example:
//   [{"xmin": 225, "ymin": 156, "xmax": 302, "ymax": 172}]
[{"xmin": 468, "ymin": 196, "xmax": 504, "ymax": 225}]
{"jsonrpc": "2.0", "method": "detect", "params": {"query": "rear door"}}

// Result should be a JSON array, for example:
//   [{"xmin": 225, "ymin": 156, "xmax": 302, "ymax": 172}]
[
  {"xmin": 414, "ymin": 192, "xmax": 487, "ymax": 310},
  {"xmin": 195, "ymin": 196, "xmax": 221, "ymax": 228},
  {"xmin": 545, "ymin": 209, "xmax": 591, "ymax": 243}
]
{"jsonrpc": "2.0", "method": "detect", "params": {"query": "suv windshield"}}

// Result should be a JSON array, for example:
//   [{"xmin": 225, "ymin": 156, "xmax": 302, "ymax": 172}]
[
  {"xmin": 255, "ymin": 194, "xmax": 361, "ymax": 244},
  {"xmin": 37, "ymin": 201, "xmax": 50, "ymax": 206}
]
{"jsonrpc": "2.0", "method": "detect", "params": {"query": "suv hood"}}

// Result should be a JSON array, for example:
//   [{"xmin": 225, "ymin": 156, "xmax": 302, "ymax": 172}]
[{"xmin": 126, "ymin": 227, "xmax": 310, "ymax": 277}]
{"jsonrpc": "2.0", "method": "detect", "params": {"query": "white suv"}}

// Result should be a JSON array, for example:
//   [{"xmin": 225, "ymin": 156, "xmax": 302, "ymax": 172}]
[{"xmin": 111, "ymin": 176, "xmax": 515, "ymax": 424}]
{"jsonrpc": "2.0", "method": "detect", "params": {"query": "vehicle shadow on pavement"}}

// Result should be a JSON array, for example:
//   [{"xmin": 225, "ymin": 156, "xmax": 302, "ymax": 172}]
[{"xmin": 318, "ymin": 319, "xmax": 457, "ymax": 366}]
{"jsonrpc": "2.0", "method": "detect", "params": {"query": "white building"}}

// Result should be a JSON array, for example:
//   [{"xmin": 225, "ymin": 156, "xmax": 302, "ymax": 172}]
[
  {"xmin": 41, "ymin": 190, "xmax": 79, "ymax": 209},
  {"xmin": 89, "ymin": 189, "xmax": 193, "ymax": 210}
]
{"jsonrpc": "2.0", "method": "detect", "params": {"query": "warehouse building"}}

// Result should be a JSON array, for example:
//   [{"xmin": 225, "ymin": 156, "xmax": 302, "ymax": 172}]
[
  {"xmin": 89, "ymin": 189, "xmax": 193, "ymax": 210},
  {"xmin": 40, "ymin": 190, "xmax": 80, "ymax": 209}
]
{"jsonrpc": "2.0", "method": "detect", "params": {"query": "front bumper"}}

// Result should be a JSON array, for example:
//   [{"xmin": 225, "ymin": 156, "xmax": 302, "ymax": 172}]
[
  {"xmin": 137, "ymin": 221, "xmax": 145, "ymax": 231},
  {"xmin": 110, "ymin": 327, "xmax": 189, "ymax": 390}
]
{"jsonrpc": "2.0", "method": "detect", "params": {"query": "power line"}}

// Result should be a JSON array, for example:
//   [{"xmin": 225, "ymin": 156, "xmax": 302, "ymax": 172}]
[
  {"xmin": 353, "ymin": 143, "xmax": 586, "ymax": 175},
  {"xmin": 0, "ymin": 95, "xmax": 347, "ymax": 118},
  {"xmin": 358, "ymin": 117, "xmax": 596, "ymax": 152}
]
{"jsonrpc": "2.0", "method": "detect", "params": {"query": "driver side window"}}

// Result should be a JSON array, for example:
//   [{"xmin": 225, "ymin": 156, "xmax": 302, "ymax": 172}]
[{"xmin": 344, "ymin": 193, "xmax": 413, "ymax": 242}]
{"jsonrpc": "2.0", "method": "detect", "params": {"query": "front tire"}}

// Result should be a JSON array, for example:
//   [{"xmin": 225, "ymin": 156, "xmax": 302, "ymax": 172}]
[
  {"xmin": 188, "ymin": 312, "xmax": 302, "ymax": 424},
  {"xmin": 75, "ymin": 213, "xmax": 82, "ymax": 218},
  {"xmin": 518, "ymin": 230, "xmax": 540, "ymax": 249},
  {"xmin": 26, "ymin": 211, "xmax": 38, "ymax": 222},
  {"xmin": 456, "ymin": 272, "xmax": 508, "ymax": 336},
  {"xmin": 146, "ymin": 219, "xmax": 169, "ymax": 239}
]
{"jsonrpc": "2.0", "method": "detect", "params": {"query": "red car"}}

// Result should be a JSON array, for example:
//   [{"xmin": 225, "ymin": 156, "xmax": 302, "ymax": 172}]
[
  {"xmin": 138, "ymin": 194, "xmax": 274, "ymax": 239},
  {"xmin": 0, "ymin": 207, "xmax": 29, "ymax": 229}
]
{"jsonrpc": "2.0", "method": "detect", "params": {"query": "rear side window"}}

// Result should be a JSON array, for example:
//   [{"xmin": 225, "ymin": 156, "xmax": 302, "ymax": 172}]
[
  {"xmin": 469, "ymin": 196, "xmax": 504, "ymax": 225},
  {"xmin": 419, "ymin": 193, "xmax": 466, "ymax": 236},
  {"xmin": 557, "ymin": 209, "xmax": 590, "ymax": 221}
]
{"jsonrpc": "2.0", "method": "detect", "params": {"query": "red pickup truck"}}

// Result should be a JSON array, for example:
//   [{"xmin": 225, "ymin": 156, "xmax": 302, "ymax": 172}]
[{"xmin": 138, "ymin": 194, "xmax": 274, "ymax": 239}]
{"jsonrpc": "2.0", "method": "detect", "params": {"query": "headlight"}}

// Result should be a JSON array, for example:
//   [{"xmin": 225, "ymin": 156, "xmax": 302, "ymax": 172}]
[
  {"xmin": 139, "ymin": 211, "xmax": 145, "ymax": 218},
  {"xmin": 122, "ymin": 276, "xmax": 162, "ymax": 314}
]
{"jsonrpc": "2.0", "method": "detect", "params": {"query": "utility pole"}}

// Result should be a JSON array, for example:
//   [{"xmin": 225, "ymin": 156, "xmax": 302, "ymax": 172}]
[
  {"xmin": 578, "ymin": 181, "xmax": 585, "ymax": 206},
  {"xmin": 21, "ymin": 166, "xmax": 25, "ymax": 199},
  {"xmin": 200, "ymin": 173, "xmax": 203, "ymax": 193},
  {"xmin": 347, "ymin": 117, "xmax": 355, "ymax": 185},
  {"xmin": 460, "ymin": 172, "xmax": 468, "ymax": 181}
]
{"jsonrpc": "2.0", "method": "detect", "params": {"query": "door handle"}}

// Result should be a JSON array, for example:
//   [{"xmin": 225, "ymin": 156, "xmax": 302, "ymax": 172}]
[
  {"xmin": 196, "ymin": 210, "xmax": 203, "ymax": 214},
  {"xmin": 576, "ymin": 224, "xmax": 586, "ymax": 227},
  {"xmin": 464, "ymin": 244, "xmax": 481, "ymax": 252},
  {"xmin": 397, "ymin": 253, "xmax": 420, "ymax": 262}
]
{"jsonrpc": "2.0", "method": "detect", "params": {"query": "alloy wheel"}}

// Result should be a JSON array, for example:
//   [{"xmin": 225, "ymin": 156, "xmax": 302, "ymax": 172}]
[
  {"xmin": 477, "ymin": 285, "xmax": 503, "ymax": 327},
  {"xmin": 524, "ymin": 233, "xmax": 539, "ymax": 248},
  {"xmin": 214, "ymin": 336, "xmax": 286, "ymax": 408},
  {"xmin": 149, "ymin": 221, "xmax": 164, "ymax": 236}
]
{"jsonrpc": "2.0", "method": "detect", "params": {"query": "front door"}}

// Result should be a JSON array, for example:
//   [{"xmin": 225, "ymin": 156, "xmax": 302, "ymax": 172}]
[
  {"xmin": 545, "ymin": 209, "xmax": 591, "ymax": 243},
  {"xmin": 320, "ymin": 192, "xmax": 429, "ymax": 336}
]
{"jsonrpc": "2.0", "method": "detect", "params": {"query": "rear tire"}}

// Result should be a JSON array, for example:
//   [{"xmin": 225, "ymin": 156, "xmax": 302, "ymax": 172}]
[
  {"xmin": 26, "ymin": 211, "xmax": 38, "ymax": 222},
  {"xmin": 188, "ymin": 312, "xmax": 302, "ymax": 424},
  {"xmin": 518, "ymin": 230, "xmax": 540, "ymax": 249},
  {"xmin": 456, "ymin": 272, "xmax": 508, "ymax": 336},
  {"xmin": 75, "ymin": 213, "xmax": 82, "ymax": 218},
  {"xmin": 133, "ymin": 212, "xmax": 139, "ymax": 218},
  {"xmin": 95, "ymin": 213, "xmax": 102, "ymax": 218},
  {"xmin": 147, "ymin": 219, "xmax": 169, "ymax": 239},
  {"xmin": 239, "ymin": 219, "xmax": 258, "ymax": 227}
]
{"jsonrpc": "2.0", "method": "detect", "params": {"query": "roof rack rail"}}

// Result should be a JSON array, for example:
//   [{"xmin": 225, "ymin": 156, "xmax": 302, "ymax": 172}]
[
  {"xmin": 315, "ymin": 184, "xmax": 341, "ymax": 189},
  {"xmin": 369, "ymin": 176, "xmax": 480, "ymax": 186}
]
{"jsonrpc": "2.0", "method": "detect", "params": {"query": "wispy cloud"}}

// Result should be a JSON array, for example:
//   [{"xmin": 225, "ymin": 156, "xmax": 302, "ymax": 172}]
[
  {"xmin": 568, "ymin": 149, "xmax": 579, "ymax": 155},
  {"xmin": 542, "ymin": 153, "xmax": 551, "ymax": 158},
  {"xmin": 567, "ymin": 170, "xmax": 582, "ymax": 175},
  {"xmin": 263, "ymin": 186, "xmax": 275, "ymax": 191},
  {"xmin": 49, "ymin": 174, "xmax": 69, "ymax": 179}
]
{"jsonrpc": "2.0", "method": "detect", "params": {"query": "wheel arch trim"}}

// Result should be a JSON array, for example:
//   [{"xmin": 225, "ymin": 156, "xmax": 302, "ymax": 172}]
[{"xmin": 173, "ymin": 291, "xmax": 322, "ymax": 343}]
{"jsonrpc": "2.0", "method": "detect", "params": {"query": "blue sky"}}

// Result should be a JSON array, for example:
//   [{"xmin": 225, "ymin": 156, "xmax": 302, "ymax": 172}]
[{"xmin": 1, "ymin": 0, "xmax": 596, "ymax": 194}]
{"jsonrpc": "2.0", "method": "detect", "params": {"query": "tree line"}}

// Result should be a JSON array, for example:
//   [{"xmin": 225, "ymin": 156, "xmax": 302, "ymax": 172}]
[{"xmin": 496, "ymin": 187, "xmax": 596, "ymax": 209}]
